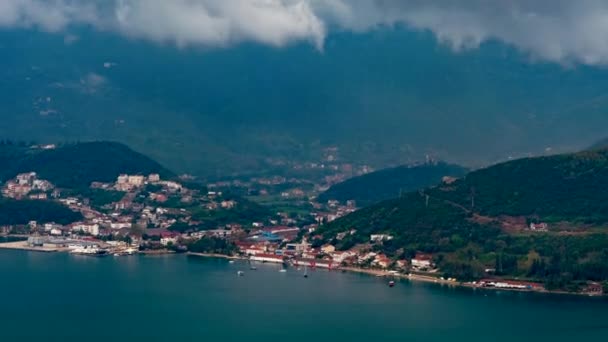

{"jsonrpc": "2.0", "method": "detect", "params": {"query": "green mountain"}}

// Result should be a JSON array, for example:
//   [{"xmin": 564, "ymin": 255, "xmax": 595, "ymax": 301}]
[
  {"xmin": 0, "ymin": 141, "xmax": 174, "ymax": 188},
  {"xmin": 317, "ymin": 162, "xmax": 467, "ymax": 206},
  {"xmin": 427, "ymin": 149, "xmax": 608, "ymax": 224},
  {"xmin": 318, "ymin": 149, "xmax": 608, "ymax": 289}
]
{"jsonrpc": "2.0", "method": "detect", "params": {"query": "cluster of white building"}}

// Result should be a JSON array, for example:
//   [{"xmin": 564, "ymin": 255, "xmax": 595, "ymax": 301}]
[
  {"xmin": 115, "ymin": 174, "xmax": 158, "ymax": 191},
  {"xmin": 2, "ymin": 172, "xmax": 54, "ymax": 199}
]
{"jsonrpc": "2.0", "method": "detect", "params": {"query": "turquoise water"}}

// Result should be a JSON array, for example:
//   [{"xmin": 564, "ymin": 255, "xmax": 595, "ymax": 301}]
[{"xmin": 1, "ymin": 250, "xmax": 607, "ymax": 341}]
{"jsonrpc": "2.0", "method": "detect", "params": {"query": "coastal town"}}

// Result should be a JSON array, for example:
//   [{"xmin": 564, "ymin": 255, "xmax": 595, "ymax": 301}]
[
  {"xmin": 0, "ymin": 147, "xmax": 370, "ymax": 260},
  {"xmin": 0, "ymin": 145, "xmax": 604, "ymax": 297}
]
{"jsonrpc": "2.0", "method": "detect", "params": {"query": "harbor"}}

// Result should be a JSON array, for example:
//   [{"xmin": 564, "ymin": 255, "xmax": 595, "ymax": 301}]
[
  {"xmin": 0, "ymin": 236, "xmax": 139, "ymax": 256},
  {"xmin": 0, "ymin": 240, "xmax": 66, "ymax": 252}
]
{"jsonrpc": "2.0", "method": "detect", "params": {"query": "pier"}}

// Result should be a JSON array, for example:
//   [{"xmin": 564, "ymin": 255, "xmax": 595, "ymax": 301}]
[{"xmin": 0, "ymin": 240, "xmax": 67, "ymax": 253}]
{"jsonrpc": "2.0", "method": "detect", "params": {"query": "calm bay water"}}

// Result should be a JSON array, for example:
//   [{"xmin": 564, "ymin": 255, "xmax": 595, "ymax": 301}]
[{"xmin": 1, "ymin": 250, "xmax": 607, "ymax": 341}]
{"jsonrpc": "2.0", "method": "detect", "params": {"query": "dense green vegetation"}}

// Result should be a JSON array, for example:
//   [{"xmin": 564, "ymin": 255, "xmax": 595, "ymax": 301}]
[
  {"xmin": 0, "ymin": 141, "xmax": 174, "ymax": 189},
  {"xmin": 319, "ymin": 149, "xmax": 608, "ymax": 287},
  {"xmin": 0, "ymin": 142, "xmax": 32, "ymax": 181},
  {"xmin": 0, "ymin": 199, "xmax": 82, "ymax": 225},
  {"xmin": 167, "ymin": 195, "xmax": 272, "ymax": 232},
  {"xmin": 0, "ymin": 141, "xmax": 175, "ymax": 188},
  {"xmin": 318, "ymin": 162, "xmax": 467, "ymax": 206},
  {"xmin": 72, "ymin": 188, "xmax": 126, "ymax": 208},
  {"xmin": 187, "ymin": 236, "xmax": 238, "ymax": 255},
  {"xmin": 429, "ymin": 149, "xmax": 608, "ymax": 223},
  {"xmin": 319, "ymin": 192, "xmax": 500, "ymax": 259}
]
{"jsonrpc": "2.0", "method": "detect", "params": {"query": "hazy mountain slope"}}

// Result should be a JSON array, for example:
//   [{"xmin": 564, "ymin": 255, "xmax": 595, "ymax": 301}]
[{"xmin": 2, "ymin": 28, "xmax": 608, "ymax": 176}]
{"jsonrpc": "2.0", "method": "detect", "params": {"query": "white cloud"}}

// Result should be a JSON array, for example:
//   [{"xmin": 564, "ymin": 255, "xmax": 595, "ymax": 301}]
[
  {"xmin": 0, "ymin": 0, "xmax": 98, "ymax": 32},
  {"xmin": 3, "ymin": 0, "xmax": 608, "ymax": 65},
  {"xmin": 111, "ymin": 0, "xmax": 325, "ymax": 49},
  {"xmin": 319, "ymin": 0, "xmax": 608, "ymax": 66},
  {"xmin": 0, "ymin": 0, "xmax": 325, "ymax": 49}
]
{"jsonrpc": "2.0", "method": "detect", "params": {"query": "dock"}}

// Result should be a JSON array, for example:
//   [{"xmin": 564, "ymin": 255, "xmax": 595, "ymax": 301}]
[{"xmin": 0, "ymin": 240, "xmax": 67, "ymax": 253}]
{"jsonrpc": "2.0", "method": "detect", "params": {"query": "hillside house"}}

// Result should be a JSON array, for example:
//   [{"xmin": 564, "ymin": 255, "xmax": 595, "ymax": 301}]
[
  {"xmin": 411, "ymin": 253, "xmax": 434, "ymax": 270},
  {"xmin": 529, "ymin": 222, "xmax": 548, "ymax": 232},
  {"xmin": 370, "ymin": 234, "xmax": 393, "ymax": 242},
  {"xmin": 160, "ymin": 232, "xmax": 179, "ymax": 246},
  {"xmin": 374, "ymin": 254, "xmax": 391, "ymax": 269}
]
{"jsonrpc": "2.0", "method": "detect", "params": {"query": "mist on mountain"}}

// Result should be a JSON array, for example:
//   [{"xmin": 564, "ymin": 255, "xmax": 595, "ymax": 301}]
[{"xmin": 2, "ymin": 26, "xmax": 608, "ymax": 177}]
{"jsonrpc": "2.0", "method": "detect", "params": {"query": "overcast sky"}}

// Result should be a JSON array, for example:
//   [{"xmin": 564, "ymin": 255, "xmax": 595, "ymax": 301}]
[{"xmin": 2, "ymin": 0, "xmax": 608, "ymax": 66}]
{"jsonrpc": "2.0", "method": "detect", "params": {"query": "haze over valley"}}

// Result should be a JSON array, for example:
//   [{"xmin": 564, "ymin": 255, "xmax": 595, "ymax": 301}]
[{"xmin": 3, "ymin": 1, "xmax": 608, "ymax": 177}]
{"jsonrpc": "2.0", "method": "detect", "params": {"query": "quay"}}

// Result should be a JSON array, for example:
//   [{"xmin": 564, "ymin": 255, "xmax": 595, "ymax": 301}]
[{"xmin": 0, "ymin": 240, "xmax": 67, "ymax": 253}]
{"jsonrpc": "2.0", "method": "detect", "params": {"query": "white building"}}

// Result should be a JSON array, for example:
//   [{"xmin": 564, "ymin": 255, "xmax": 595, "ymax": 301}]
[
  {"xmin": 72, "ymin": 223, "xmax": 100, "ymax": 236},
  {"xmin": 160, "ymin": 233, "xmax": 179, "ymax": 246},
  {"xmin": 370, "ymin": 234, "xmax": 394, "ymax": 242},
  {"xmin": 116, "ymin": 174, "xmax": 129, "ymax": 184},
  {"xmin": 162, "ymin": 181, "xmax": 182, "ymax": 192},
  {"xmin": 50, "ymin": 228, "xmax": 63, "ymax": 236},
  {"xmin": 127, "ymin": 175, "xmax": 145, "ymax": 187},
  {"xmin": 411, "ymin": 253, "xmax": 433, "ymax": 269},
  {"xmin": 529, "ymin": 222, "xmax": 548, "ymax": 231},
  {"xmin": 110, "ymin": 222, "xmax": 132, "ymax": 230},
  {"xmin": 16, "ymin": 172, "xmax": 36, "ymax": 185},
  {"xmin": 32, "ymin": 179, "xmax": 53, "ymax": 191},
  {"xmin": 43, "ymin": 223, "xmax": 63, "ymax": 231},
  {"xmin": 331, "ymin": 251, "xmax": 354, "ymax": 264}
]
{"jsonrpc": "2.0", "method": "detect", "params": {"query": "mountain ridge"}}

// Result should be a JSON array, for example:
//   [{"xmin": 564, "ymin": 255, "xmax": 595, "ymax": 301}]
[
  {"xmin": 0, "ymin": 141, "xmax": 175, "ymax": 188},
  {"xmin": 317, "ymin": 162, "xmax": 467, "ymax": 206}
]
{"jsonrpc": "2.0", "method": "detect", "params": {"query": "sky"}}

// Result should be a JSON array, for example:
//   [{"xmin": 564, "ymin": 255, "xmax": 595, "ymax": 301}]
[{"xmin": 3, "ymin": 0, "xmax": 608, "ymax": 66}]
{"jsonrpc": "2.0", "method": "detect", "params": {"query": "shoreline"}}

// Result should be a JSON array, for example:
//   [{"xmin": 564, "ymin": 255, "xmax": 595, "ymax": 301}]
[
  {"xmin": 189, "ymin": 253, "xmax": 604, "ymax": 298},
  {"xmin": 0, "ymin": 241, "xmax": 66, "ymax": 253},
  {"xmin": 340, "ymin": 266, "xmax": 602, "ymax": 298},
  {"xmin": 2, "ymin": 246, "xmax": 603, "ymax": 297},
  {"xmin": 186, "ymin": 252, "xmax": 241, "ymax": 260}
]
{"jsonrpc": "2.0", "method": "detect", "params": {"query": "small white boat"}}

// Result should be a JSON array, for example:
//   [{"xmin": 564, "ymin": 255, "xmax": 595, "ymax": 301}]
[
  {"xmin": 279, "ymin": 269, "xmax": 287, "ymax": 273},
  {"xmin": 229, "ymin": 260, "xmax": 235, "ymax": 264}
]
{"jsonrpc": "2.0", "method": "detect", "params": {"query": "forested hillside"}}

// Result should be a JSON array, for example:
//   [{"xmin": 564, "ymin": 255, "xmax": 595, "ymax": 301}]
[
  {"xmin": 0, "ymin": 199, "xmax": 83, "ymax": 225},
  {"xmin": 428, "ymin": 149, "xmax": 608, "ymax": 223},
  {"xmin": 318, "ymin": 162, "xmax": 467, "ymax": 206},
  {"xmin": 318, "ymin": 149, "xmax": 608, "ymax": 288},
  {"xmin": 0, "ymin": 141, "xmax": 174, "ymax": 188}
]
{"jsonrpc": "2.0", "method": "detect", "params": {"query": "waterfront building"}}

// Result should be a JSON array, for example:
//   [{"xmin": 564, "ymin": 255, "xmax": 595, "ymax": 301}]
[{"xmin": 411, "ymin": 253, "xmax": 434, "ymax": 270}]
